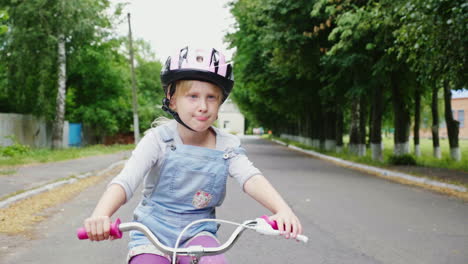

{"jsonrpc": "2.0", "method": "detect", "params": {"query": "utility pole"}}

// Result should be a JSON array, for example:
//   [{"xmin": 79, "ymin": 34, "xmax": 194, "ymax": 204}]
[{"xmin": 127, "ymin": 13, "xmax": 140, "ymax": 143}]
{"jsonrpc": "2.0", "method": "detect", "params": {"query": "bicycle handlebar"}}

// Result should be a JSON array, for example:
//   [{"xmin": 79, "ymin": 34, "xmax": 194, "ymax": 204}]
[
  {"xmin": 77, "ymin": 215, "xmax": 308, "ymax": 256},
  {"xmin": 77, "ymin": 218, "xmax": 122, "ymax": 240}
]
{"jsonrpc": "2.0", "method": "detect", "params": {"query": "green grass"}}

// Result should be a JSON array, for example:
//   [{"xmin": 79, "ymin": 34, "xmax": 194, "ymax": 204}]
[
  {"xmin": 0, "ymin": 169, "xmax": 17, "ymax": 175},
  {"xmin": 0, "ymin": 144, "xmax": 135, "ymax": 167},
  {"xmin": 382, "ymin": 137, "xmax": 468, "ymax": 172},
  {"xmin": 266, "ymin": 135, "xmax": 468, "ymax": 172}
]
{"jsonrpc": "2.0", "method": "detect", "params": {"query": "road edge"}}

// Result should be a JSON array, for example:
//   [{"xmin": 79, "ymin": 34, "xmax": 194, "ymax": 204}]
[
  {"xmin": 0, "ymin": 160, "xmax": 127, "ymax": 209},
  {"xmin": 271, "ymin": 139, "xmax": 467, "ymax": 194}
]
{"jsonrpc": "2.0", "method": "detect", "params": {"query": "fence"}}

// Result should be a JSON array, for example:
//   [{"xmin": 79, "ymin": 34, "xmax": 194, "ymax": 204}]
[{"xmin": 0, "ymin": 113, "xmax": 69, "ymax": 148}]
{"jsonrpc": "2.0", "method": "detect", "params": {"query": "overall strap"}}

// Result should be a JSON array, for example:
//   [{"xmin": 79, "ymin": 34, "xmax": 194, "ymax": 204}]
[
  {"xmin": 156, "ymin": 125, "xmax": 174, "ymax": 143},
  {"xmin": 156, "ymin": 125, "xmax": 177, "ymax": 151},
  {"xmin": 222, "ymin": 147, "xmax": 246, "ymax": 159}
]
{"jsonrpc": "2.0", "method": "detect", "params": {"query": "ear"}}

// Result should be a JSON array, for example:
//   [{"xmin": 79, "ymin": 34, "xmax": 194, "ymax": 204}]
[{"xmin": 168, "ymin": 95, "xmax": 177, "ymax": 110}]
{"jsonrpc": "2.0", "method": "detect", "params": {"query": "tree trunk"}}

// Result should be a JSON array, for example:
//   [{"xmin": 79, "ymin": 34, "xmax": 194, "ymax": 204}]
[
  {"xmin": 319, "ymin": 107, "xmax": 326, "ymax": 150},
  {"xmin": 413, "ymin": 86, "xmax": 421, "ymax": 157},
  {"xmin": 368, "ymin": 98, "xmax": 374, "ymax": 146},
  {"xmin": 325, "ymin": 109, "xmax": 336, "ymax": 151},
  {"xmin": 335, "ymin": 109, "xmax": 344, "ymax": 153},
  {"xmin": 391, "ymin": 74, "xmax": 410, "ymax": 156},
  {"xmin": 443, "ymin": 80, "xmax": 460, "ymax": 161},
  {"xmin": 431, "ymin": 84, "xmax": 441, "ymax": 158},
  {"xmin": 302, "ymin": 107, "xmax": 312, "ymax": 146},
  {"xmin": 52, "ymin": 34, "xmax": 66, "ymax": 149},
  {"xmin": 358, "ymin": 96, "xmax": 367, "ymax": 156},
  {"xmin": 310, "ymin": 111, "xmax": 320, "ymax": 148},
  {"xmin": 370, "ymin": 85, "xmax": 384, "ymax": 161},
  {"xmin": 349, "ymin": 99, "xmax": 360, "ymax": 155}
]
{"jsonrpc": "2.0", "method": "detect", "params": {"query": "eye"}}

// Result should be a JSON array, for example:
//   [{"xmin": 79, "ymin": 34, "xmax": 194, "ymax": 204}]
[{"xmin": 207, "ymin": 95, "xmax": 219, "ymax": 101}]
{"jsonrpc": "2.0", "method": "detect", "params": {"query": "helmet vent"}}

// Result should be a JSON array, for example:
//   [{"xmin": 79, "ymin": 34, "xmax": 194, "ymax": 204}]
[{"xmin": 196, "ymin": 56, "xmax": 204, "ymax": 63}]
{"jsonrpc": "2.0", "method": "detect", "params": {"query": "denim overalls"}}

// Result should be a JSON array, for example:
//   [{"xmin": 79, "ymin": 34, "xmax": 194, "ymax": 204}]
[{"xmin": 128, "ymin": 125, "xmax": 243, "ymax": 250}]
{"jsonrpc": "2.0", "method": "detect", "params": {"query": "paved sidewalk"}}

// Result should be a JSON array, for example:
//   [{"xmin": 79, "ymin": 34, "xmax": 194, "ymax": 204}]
[{"xmin": 0, "ymin": 150, "xmax": 131, "ymax": 200}]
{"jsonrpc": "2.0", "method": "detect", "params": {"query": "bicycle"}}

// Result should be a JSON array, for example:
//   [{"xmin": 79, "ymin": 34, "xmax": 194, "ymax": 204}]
[{"xmin": 77, "ymin": 215, "xmax": 308, "ymax": 264}]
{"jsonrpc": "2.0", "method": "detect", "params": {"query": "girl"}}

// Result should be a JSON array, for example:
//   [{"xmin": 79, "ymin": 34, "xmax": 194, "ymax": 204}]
[{"xmin": 83, "ymin": 47, "xmax": 302, "ymax": 264}]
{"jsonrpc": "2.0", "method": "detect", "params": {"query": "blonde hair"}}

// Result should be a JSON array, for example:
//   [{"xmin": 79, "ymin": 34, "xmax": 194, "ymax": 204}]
[
  {"xmin": 173, "ymin": 80, "xmax": 222, "ymax": 103},
  {"xmin": 148, "ymin": 80, "xmax": 222, "ymax": 130}
]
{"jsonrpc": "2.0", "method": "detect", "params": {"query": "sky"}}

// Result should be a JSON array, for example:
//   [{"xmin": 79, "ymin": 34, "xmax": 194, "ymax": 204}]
[{"xmin": 111, "ymin": 0, "xmax": 236, "ymax": 62}]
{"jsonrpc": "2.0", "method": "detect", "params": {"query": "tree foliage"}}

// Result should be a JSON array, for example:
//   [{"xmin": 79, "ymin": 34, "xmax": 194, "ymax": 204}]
[
  {"xmin": 0, "ymin": 8, "xmax": 7, "ymax": 34},
  {"xmin": 0, "ymin": 0, "xmax": 164, "ymax": 140},
  {"xmin": 0, "ymin": 0, "xmax": 113, "ymax": 116},
  {"xmin": 227, "ymin": 0, "xmax": 466, "ymax": 158},
  {"xmin": 392, "ymin": 0, "xmax": 467, "ymax": 87}
]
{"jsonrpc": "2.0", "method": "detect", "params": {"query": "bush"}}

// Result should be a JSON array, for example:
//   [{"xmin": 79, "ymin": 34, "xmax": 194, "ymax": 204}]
[
  {"xmin": 0, "ymin": 136, "xmax": 31, "ymax": 157},
  {"xmin": 388, "ymin": 154, "xmax": 417, "ymax": 165}
]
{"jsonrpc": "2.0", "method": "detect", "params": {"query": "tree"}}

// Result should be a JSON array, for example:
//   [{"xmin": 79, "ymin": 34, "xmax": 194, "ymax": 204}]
[
  {"xmin": 227, "ymin": 0, "xmax": 465, "ymax": 163},
  {"xmin": 66, "ymin": 38, "xmax": 166, "ymax": 141},
  {"xmin": 52, "ymin": 0, "xmax": 115, "ymax": 148},
  {"xmin": 227, "ymin": 0, "xmax": 321, "ymax": 140},
  {"xmin": 66, "ymin": 39, "xmax": 131, "ymax": 141},
  {"xmin": 0, "ymin": 8, "xmax": 6, "ymax": 34},
  {"xmin": 310, "ymin": 0, "xmax": 412, "ymax": 158},
  {"xmin": 0, "ymin": 9, "xmax": 7, "ymax": 109},
  {"xmin": 1, "ymin": 0, "xmax": 125, "ymax": 146},
  {"xmin": 132, "ymin": 39, "xmax": 166, "ymax": 132},
  {"xmin": 393, "ymin": 0, "xmax": 467, "ymax": 160},
  {"xmin": 1, "ymin": 0, "xmax": 59, "ymax": 117}
]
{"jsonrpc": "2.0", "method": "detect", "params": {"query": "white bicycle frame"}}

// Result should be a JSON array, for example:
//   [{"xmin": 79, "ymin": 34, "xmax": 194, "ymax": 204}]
[{"xmin": 78, "ymin": 217, "xmax": 308, "ymax": 264}]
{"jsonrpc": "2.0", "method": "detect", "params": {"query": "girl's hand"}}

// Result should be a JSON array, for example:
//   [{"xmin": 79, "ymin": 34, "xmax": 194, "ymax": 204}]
[
  {"xmin": 269, "ymin": 209, "xmax": 303, "ymax": 240},
  {"xmin": 84, "ymin": 215, "xmax": 112, "ymax": 241}
]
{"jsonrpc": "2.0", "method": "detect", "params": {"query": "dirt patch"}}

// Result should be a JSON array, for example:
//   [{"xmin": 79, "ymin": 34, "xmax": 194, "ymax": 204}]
[{"xmin": 0, "ymin": 165, "xmax": 122, "ymax": 234}]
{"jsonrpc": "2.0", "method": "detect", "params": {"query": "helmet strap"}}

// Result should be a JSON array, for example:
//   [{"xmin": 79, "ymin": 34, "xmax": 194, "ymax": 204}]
[{"xmin": 161, "ymin": 98, "xmax": 196, "ymax": 132}]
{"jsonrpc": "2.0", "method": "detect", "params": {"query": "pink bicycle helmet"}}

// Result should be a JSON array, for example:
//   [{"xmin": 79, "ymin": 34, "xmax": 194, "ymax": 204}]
[
  {"xmin": 160, "ymin": 47, "xmax": 234, "ymax": 131},
  {"xmin": 161, "ymin": 46, "xmax": 234, "ymax": 101}
]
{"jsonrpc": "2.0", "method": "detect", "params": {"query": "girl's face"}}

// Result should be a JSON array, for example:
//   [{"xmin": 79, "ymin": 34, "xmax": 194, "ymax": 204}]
[{"xmin": 170, "ymin": 80, "xmax": 222, "ymax": 132}]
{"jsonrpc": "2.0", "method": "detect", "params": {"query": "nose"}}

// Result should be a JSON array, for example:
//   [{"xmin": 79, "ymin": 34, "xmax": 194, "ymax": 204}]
[{"xmin": 198, "ymin": 98, "xmax": 208, "ymax": 112}]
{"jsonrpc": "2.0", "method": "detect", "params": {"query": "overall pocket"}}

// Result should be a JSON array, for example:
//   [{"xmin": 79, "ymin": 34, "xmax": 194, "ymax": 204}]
[{"xmin": 170, "ymin": 167, "xmax": 216, "ymax": 206}]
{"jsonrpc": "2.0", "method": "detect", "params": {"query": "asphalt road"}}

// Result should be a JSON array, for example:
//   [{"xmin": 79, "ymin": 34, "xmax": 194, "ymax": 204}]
[{"xmin": 1, "ymin": 137, "xmax": 467, "ymax": 263}]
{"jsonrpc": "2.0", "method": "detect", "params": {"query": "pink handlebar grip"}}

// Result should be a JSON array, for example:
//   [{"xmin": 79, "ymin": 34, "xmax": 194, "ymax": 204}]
[
  {"xmin": 76, "ymin": 218, "xmax": 123, "ymax": 240},
  {"xmin": 260, "ymin": 215, "xmax": 278, "ymax": 230}
]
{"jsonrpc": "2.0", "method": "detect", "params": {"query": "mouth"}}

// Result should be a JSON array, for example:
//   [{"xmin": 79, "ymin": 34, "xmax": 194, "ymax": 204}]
[{"xmin": 195, "ymin": 116, "xmax": 209, "ymax": 121}]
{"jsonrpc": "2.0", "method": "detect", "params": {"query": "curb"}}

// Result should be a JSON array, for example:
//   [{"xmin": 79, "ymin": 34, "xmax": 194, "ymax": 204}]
[
  {"xmin": 271, "ymin": 139, "xmax": 467, "ymax": 193},
  {"xmin": 0, "ymin": 160, "xmax": 127, "ymax": 209}
]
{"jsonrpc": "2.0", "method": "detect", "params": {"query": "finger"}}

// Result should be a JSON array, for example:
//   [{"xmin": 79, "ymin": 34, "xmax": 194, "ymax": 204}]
[
  {"xmin": 103, "ymin": 217, "xmax": 110, "ymax": 240},
  {"xmin": 276, "ymin": 218, "xmax": 285, "ymax": 233},
  {"xmin": 297, "ymin": 219, "xmax": 303, "ymax": 235},
  {"xmin": 84, "ymin": 219, "xmax": 93, "ymax": 241},
  {"xmin": 284, "ymin": 219, "xmax": 291, "ymax": 239},
  {"xmin": 96, "ymin": 219, "xmax": 104, "ymax": 241},
  {"xmin": 291, "ymin": 219, "xmax": 298, "ymax": 238},
  {"xmin": 90, "ymin": 220, "xmax": 97, "ymax": 241},
  {"xmin": 295, "ymin": 218, "xmax": 304, "ymax": 241}
]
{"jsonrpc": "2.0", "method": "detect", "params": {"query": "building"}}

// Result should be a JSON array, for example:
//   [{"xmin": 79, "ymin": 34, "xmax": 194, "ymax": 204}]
[
  {"xmin": 452, "ymin": 90, "xmax": 467, "ymax": 138},
  {"xmin": 420, "ymin": 90, "xmax": 468, "ymax": 139},
  {"xmin": 217, "ymin": 98, "xmax": 245, "ymax": 135}
]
